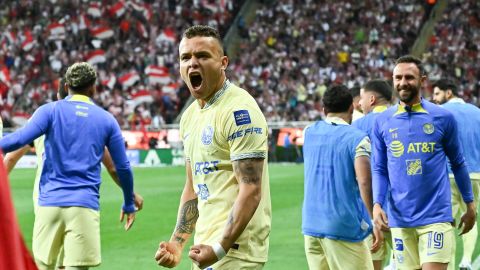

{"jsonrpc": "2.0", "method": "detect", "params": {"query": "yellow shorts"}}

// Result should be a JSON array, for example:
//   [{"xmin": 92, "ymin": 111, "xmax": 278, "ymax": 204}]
[
  {"xmin": 367, "ymin": 231, "xmax": 392, "ymax": 261},
  {"xmin": 304, "ymin": 235, "xmax": 373, "ymax": 270},
  {"xmin": 190, "ymin": 255, "xmax": 264, "ymax": 270},
  {"xmin": 391, "ymin": 222, "xmax": 454, "ymax": 270},
  {"xmin": 33, "ymin": 206, "xmax": 101, "ymax": 267},
  {"xmin": 450, "ymin": 176, "xmax": 480, "ymax": 222}
]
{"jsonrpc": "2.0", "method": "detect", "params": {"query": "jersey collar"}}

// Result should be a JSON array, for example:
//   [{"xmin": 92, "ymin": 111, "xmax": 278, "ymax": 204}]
[
  {"xmin": 393, "ymin": 98, "xmax": 428, "ymax": 116},
  {"xmin": 66, "ymin": 94, "xmax": 94, "ymax": 105},
  {"xmin": 447, "ymin": 97, "xmax": 465, "ymax": 104},
  {"xmin": 203, "ymin": 79, "xmax": 230, "ymax": 109},
  {"xmin": 325, "ymin": 116, "xmax": 349, "ymax": 126},
  {"xmin": 372, "ymin": 105, "xmax": 388, "ymax": 113}
]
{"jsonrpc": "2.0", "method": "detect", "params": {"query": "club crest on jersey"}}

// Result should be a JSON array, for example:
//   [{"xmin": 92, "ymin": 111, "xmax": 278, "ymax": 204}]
[
  {"xmin": 423, "ymin": 123, "xmax": 434, "ymax": 134},
  {"xmin": 197, "ymin": 184, "xmax": 210, "ymax": 200},
  {"xmin": 201, "ymin": 126, "xmax": 214, "ymax": 145},
  {"xmin": 406, "ymin": 159, "xmax": 422, "ymax": 175},
  {"xmin": 394, "ymin": 238, "xmax": 404, "ymax": 251},
  {"xmin": 233, "ymin": 110, "xmax": 251, "ymax": 126}
]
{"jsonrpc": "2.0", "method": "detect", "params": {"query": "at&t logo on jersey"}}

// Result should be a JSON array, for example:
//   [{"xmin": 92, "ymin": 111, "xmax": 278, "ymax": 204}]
[
  {"xmin": 194, "ymin": 160, "xmax": 220, "ymax": 175},
  {"xmin": 197, "ymin": 184, "xmax": 210, "ymax": 200},
  {"xmin": 201, "ymin": 126, "xmax": 214, "ymax": 145},
  {"xmin": 233, "ymin": 110, "xmax": 251, "ymax": 126},
  {"xmin": 389, "ymin": 140, "xmax": 405, "ymax": 157}
]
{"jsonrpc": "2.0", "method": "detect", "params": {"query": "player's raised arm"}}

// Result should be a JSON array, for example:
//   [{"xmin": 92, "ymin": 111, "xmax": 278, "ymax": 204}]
[{"xmin": 155, "ymin": 160, "xmax": 198, "ymax": 268}]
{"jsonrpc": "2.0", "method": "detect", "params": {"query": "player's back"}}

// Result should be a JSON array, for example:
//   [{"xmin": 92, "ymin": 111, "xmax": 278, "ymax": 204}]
[
  {"xmin": 442, "ymin": 101, "xmax": 480, "ymax": 173},
  {"xmin": 39, "ymin": 95, "xmax": 124, "ymax": 210}
]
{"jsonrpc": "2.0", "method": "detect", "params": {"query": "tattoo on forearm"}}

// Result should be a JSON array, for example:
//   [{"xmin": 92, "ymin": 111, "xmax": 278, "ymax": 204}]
[
  {"xmin": 174, "ymin": 236, "xmax": 185, "ymax": 244},
  {"xmin": 175, "ymin": 198, "xmax": 199, "ymax": 234},
  {"xmin": 233, "ymin": 159, "xmax": 262, "ymax": 184},
  {"xmin": 227, "ymin": 211, "xmax": 234, "ymax": 225}
]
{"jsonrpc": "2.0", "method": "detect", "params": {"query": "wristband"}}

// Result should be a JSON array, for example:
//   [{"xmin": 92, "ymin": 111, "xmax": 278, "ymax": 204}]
[{"xmin": 212, "ymin": 243, "xmax": 226, "ymax": 260}]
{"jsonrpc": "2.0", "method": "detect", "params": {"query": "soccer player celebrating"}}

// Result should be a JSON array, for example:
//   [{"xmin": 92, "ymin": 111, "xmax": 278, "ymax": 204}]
[
  {"xmin": 353, "ymin": 79, "xmax": 394, "ymax": 270},
  {"xmin": 0, "ymin": 62, "xmax": 138, "ymax": 270},
  {"xmin": 432, "ymin": 78, "xmax": 480, "ymax": 270},
  {"xmin": 372, "ymin": 55, "xmax": 476, "ymax": 270},
  {"xmin": 154, "ymin": 25, "xmax": 271, "ymax": 269},
  {"xmin": 302, "ymin": 84, "xmax": 383, "ymax": 270}
]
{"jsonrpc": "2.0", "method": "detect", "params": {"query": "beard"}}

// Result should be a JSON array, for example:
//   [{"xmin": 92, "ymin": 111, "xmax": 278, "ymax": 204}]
[{"xmin": 396, "ymin": 83, "xmax": 420, "ymax": 104}]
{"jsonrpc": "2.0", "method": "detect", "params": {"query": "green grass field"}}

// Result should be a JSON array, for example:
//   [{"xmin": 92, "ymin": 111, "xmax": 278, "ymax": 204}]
[{"xmin": 8, "ymin": 164, "xmax": 480, "ymax": 269}]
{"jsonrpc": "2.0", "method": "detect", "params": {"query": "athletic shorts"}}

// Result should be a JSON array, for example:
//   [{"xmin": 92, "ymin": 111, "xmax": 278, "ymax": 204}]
[
  {"xmin": 191, "ymin": 255, "xmax": 264, "ymax": 270},
  {"xmin": 367, "ymin": 230, "xmax": 393, "ymax": 261},
  {"xmin": 391, "ymin": 222, "xmax": 454, "ymax": 270},
  {"xmin": 33, "ymin": 206, "xmax": 101, "ymax": 267},
  {"xmin": 304, "ymin": 235, "xmax": 373, "ymax": 270}
]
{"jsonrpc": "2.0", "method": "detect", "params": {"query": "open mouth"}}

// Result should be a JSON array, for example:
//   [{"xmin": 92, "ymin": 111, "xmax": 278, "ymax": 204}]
[{"xmin": 189, "ymin": 73, "xmax": 203, "ymax": 89}]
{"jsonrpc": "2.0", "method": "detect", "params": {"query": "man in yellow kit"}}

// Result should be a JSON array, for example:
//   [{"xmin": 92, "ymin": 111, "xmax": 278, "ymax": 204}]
[{"xmin": 154, "ymin": 25, "xmax": 271, "ymax": 269}]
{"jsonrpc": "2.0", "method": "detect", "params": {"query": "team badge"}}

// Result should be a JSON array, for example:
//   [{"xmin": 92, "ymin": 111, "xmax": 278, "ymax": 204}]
[
  {"xmin": 389, "ymin": 140, "xmax": 405, "ymax": 157},
  {"xmin": 406, "ymin": 159, "xmax": 422, "ymax": 175},
  {"xmin": 197, "ymin": 184, "xmax": 210, "ymax": 200},
  {"xmin": 423, "ymin": 123, "xmax": 434, "ymax": 134},
  {"xmin": 394, "ymin": 238, "xmax": 404, "ymax": 251},
  {"xmin": 233, "ymin": 110, "xmax": 251, "ymax": 126},
  {"xmin": 201, "ymin": 126, "xmax": 214, "ymax": 145}
]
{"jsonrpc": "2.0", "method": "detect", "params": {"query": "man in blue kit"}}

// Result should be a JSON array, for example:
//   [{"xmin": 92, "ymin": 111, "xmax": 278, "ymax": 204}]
[
  {"xmin": 0, "ymin": 62, "xmax": 137, "ymax": 270},
  {"xmin": 353, "ymin": 79, "xmax": 393, "ymax": 270},
  {"xmin": 433, "ymin": 78, "xmax": 480, "ymax": 270},
  {"xmin": 372, "ymin": 55, "xmax": 476, "ymax": 270},
  {"xmin": 303, "ymin": 84, "xmax": 382, "ymax": 270}
]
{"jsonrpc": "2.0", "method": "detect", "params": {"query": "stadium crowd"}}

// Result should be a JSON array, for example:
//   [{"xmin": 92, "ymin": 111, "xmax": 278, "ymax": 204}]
[
  {"xmin": 0, "ymin": 0, "xmax": 243, "ymax": 129},
  {"xmin": 423, "ymin": 0, "xmax": 480, "ymax": 105},
  {"xmin": 229, "ymin": 0, "xmax": 427, "ymax": 122}
]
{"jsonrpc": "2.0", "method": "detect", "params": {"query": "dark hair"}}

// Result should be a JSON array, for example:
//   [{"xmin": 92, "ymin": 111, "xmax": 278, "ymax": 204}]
[
  {"xmin": 349, "ymin": 86, "xmax": 361, "ymax": 98},
  {"xmin": 363, "ymin": 79, "xmax": 393, "ymax": 101},
  {"xmin": 323, "ymin": 84, "xmax": 353, "ymax": 113},
  {"xmin": 395, "ymin": 55, "xmax": 426, "ymax": 76},
  {"xmin": 182, "ymin": 25, "xmax": 224, "ymax": 55},
  {"xmin": 58, "ymin": 78, "xmax": 68, "ymax": 99},
  {"xmin": 432, "ymin": 78, "xmax": 458, "ymax": 96}
]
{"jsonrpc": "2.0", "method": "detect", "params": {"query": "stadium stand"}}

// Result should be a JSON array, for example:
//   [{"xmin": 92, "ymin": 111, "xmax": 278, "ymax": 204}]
[
  {"xmin": 0, "ymin": 0, "xmax": 243, "ymax": 129},
  {"xmin": 423, "ymin": 0, "xmax": 480, "ymax": 105}
]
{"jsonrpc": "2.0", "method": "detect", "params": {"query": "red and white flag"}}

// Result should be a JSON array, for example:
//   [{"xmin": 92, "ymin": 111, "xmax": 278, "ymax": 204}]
[
  {"xmin": 21, "ymin": 30, "xmax": 35, "ymax": 51},
  {"xmin": 4, "ymin": 31, "xmax": 16, "ymax": 44},
  {"xmin": 0, "ymin": 66, "xmax": 11, "ymax": 87},
  {"xmin": 131, "ymin": 89, "xmax": 154, "ymax": 105},
  {"xmin": 157, "ymin": 28, "xmax": 176, "ymax": 43},
  {"xmin": 90, "ymin": 26, "xmax": 114, "ymax": 40},
  {"xmin": 101, "ymin": 74, "xmax": 116, "ymax": 89},
  {"xmin": 85, "ymin": 49, "xmax": 106, "ymax": 65},
  {"xmin": 145, "ymin": 65, "xmax": 170, "ymax": 85},
  {"xmin": 118, "ymin": 71, "xmax": 140, "ymax": 88},
  {"xmin": 78, "ymin": 13, "xmax": 90, "ymax": 30},
  {"xmin": 47, "ymin": 22, "xmax": 66, "ymax": 40},
  {"xmin": 87, "ymin": 2, "xmax": 102, "ymax": 17},
  {"xmin": 136, "ymin": 22, "xmax": 148, "ymax": 39},
  {"xmin": 110, "ymin": 1, "xmax": 126, "ymax": 18},
  {"xmin": 162, "ymin": 83, "xmax": 179, "ymax": 94}
]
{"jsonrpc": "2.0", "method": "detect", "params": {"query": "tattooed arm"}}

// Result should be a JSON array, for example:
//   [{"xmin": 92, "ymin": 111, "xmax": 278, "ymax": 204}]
[
  {"xmin": 188, "ymin": 158, "xmax": 264, "ymax": 269},
  {"xmin": 155, "ymin": 160, "xmax": 198, "ymax": 268},
  {"xmin": 220, "ymin": 158, "xmax": 263, "ymax": 250}
]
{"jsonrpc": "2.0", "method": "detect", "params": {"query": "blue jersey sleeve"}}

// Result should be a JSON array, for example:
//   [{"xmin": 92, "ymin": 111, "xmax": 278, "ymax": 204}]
[
  {"xmin": 443, "ymin": 114, "xmax": 474, "ymax": 203},
  {"xmin": 372, "ymin": 116, "xmax": 389, "ymax": 206},
  {"xmin": 0, "ymin": 104, "xmax": 51, "ymax": 153},
  {"xmin": 106, "ymin": 119, "xmax": 135, "ymax": 213}
]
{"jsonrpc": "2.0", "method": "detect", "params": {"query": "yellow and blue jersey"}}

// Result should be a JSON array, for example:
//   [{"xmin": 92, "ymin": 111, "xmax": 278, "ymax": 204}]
[
  {"xmin": 372, "ymin": 98, "xmax": 473, "ymax": 227},
  {"xmin": 442, "ymin": 98, "xmax": 480, "ymax": 175},
  {"xmin": 0, "ymin": 95, "xmax": 135, "ymax": 212},
  {"xmin": 180, "ymin": 80, "xmax": 271, "ymax": 263}
]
